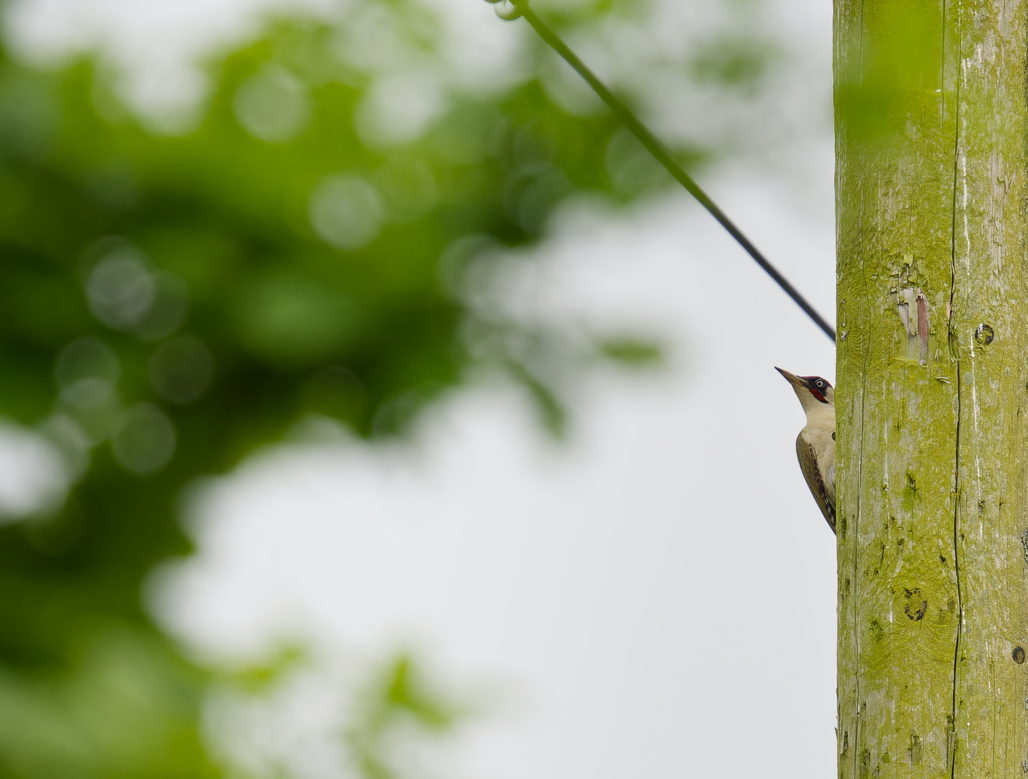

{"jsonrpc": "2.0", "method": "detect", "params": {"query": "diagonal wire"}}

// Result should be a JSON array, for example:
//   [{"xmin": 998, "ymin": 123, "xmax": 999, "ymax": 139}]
[{"xmin": 492, "ymin": 1, "xmax": 836, "ymax": 343}]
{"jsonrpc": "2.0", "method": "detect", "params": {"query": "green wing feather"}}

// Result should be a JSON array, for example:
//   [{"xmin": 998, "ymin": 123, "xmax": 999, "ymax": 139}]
[{"xmin": 796, "ymin": 435, "xmax": 836, "ymax": 533}]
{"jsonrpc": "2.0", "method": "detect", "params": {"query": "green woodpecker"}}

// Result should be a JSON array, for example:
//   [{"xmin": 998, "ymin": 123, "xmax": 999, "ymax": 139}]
[{"xmin": 776, "ymin": 367, "xmax": 836, "ymax": 533}]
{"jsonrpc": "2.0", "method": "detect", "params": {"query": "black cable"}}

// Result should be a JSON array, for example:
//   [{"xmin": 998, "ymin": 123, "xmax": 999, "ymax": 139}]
[{"xmin": 503, "ymin": 2, "xmax": 836, "ymax": 343}]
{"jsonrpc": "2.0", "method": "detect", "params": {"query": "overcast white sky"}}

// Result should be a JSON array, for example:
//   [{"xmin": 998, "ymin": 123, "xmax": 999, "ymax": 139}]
[{"xmin": 0, "ymin": 1, "xmax": 838, "ymax": 777}]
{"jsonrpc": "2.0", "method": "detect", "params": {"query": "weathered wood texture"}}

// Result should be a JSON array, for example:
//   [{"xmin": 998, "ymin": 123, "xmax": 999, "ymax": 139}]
[{"xmin": 836, "ymin": 1, "xmax": 1028, "ymax": 776}]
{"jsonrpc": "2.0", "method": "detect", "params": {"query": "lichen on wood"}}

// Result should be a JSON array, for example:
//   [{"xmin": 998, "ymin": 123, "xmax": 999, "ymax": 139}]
[{"xmin": 835, "ymin": 1, "xmax": 1028, "ymax": 776}]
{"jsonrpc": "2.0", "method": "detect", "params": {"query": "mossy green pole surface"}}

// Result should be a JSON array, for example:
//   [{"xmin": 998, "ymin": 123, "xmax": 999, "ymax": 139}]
[{"xmin": 836, "ymin": 1, "xmax": 1028, "ymax": 776}]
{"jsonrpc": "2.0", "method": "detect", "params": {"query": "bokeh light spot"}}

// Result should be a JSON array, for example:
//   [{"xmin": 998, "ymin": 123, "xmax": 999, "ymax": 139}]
[
  {"xmin": 112, "ymin": 403, "xmax": 176, "ymax": 475},
  {"xmin": 39, "ymin": 413, "xmax": 92, "ymax": 484},
  {"xmin": 373, "ymin": 157, "xmax": 438, "ymax": 223},
  {"xmin": 149, "ymin": 336, "xmax": 214, "ymax": 405},
  {"xmin": 354, "ymin": 71, "xmax": 446, "ymax": 148},
  {"xmin": 135, "ymin": 272, "xmax": 190, "ymax": 341},
  {"xmin": 233, "ymin": 65, "xmax": 311, "ymax": 143},
  {"xmin": 86, "ymin": 246, "xmax": 155, "ymax": 330},
  {"xmin": 55, "ymin": 336, "xmax": 120, "ymax": 409},
  {"xmin": 308, "ymin": 174, "xmax": 383, "ymax": 250}
]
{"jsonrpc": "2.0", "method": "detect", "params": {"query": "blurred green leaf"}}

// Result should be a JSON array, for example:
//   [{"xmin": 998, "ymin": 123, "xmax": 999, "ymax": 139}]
[
  {"xmin": 691, "ymin": 37, "xmax": 779, "ymax": 94},
  {"xmin": 219, "ymin": 644, "xmax": 308, "ymax": 695},
  {"xmin": 835, "ymin": 4, "xmax": 944, "ymax": 146},
  {"xmin": 347, "ymin": 654, "xmax": 467, "ymax": 779},
  {"xmin": 508, "ymin": 358, "xmax": 568, "ymax": 437},
  {"xmin": 597, "ymin": 337, "xmax": 664, "ymax": 367}
]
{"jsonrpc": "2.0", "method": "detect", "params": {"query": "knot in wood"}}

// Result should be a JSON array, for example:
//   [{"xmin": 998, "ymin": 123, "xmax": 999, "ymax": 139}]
[
  {"xmin": 904, "ymin": 588, "xmax": 927, "ymax": 621},
  {"xmin": 975, "ymin": 323, "xmax": 995, "ymax": 345}
]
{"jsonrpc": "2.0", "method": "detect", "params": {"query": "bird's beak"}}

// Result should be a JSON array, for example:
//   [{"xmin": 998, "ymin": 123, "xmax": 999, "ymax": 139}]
[{"xmin": 775, "ymin": 366, "xmax": 806, "ymax": 388}]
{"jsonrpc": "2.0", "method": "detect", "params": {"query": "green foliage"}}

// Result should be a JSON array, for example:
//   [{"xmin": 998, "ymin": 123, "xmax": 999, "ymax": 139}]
[
  {"xmin": 0, "ymin": 6, "xmax": 652, "ymax": 774},
  {"xmin": 219, "ymin": 644, "xmax": 308, "ymax": 696},
  {"xmin": 834, "ymin": 4, "xmax": 944, "ymax": 146},
  {"xmin": 347, "ymin": 655, "xmax": 467, "ymax": 779},
  {"xmin": 690, "ymin": 36, "xmax": 779, "ymax": 94},
  {"xmin": 596, "ymin": 337, "xmax": 664, "ymax": 367},
  {"xmin": 0, "ymin": 0, "xmax": 775, "ymax": 773},
  {"xmin": 0, "ymin": 625, "xmax": 217, "ymax": 778}
]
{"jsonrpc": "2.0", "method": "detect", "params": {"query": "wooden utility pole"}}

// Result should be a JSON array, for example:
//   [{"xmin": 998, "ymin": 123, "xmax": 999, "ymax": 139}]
[{"xmin": 836, "ymin": 1, "xmax": 1028, "ymax": 775}]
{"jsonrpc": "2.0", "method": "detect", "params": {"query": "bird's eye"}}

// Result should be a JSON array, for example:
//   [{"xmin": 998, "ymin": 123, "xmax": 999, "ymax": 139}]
[{"xmin": 815, "ymin": 380, "xmax": 824, "ymax": 388}]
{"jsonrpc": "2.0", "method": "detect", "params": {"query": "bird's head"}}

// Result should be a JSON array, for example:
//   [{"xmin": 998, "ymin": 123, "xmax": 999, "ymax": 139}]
[{"xmin": 775, "ymin": 367, "xmax": 834, "ymax": 412}]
